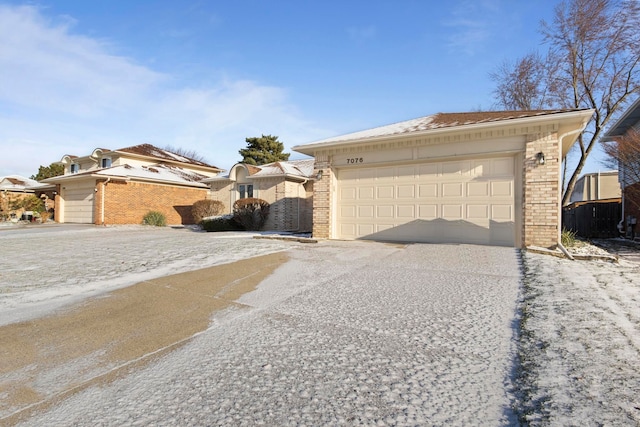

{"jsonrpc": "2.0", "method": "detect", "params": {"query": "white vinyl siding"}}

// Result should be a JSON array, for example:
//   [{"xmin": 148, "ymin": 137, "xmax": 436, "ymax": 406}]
[{"xmin": 336, "ymin": 156, "xmax": 516, "ymax": 246}]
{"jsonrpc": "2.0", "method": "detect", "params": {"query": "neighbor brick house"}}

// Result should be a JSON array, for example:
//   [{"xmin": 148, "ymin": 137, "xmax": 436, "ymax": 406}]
[
  {"xmin": 602, "ymin": 97, "xmax": 640, "ymax": 239},
  {"xmin": 42, "ymin": 144, "xmax": 222, "ymax": 225},
  {"xmin": 205, "ymin": 159, "xmax": 314, "ymax": 232},
  {"xmin": 293, "ymin": 109, "xmax": 594, "ymax": 248}
]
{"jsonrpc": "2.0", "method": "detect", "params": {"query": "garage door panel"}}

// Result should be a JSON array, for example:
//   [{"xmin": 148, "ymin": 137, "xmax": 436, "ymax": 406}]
[
  {"xmin": 358, "ymin": 223, "xmax": 375, "ymax": 236},
  {"xmin": 396, "ymin": 166, "xmax": 416, "ymax": 178},
  {"xmin": 491, "ymin": 181, "xmax": 512, "ymax": 197},
  {"xmin": 377, "ymin": 186, "xmax": 394, "ymax": 198},
  {"xmin": 442, "ymin": 204, "xmax": 463, "ymax": 219},
  {"xmin": 377, "ymin": 205, "xmax": 394, "ymax": 218},
  {"xmin": 336, "ymin": 156, "xmax": 515, "ymax": 246},
  {"xmin": 418, "ymin": 163, "xmax": 439, "ymax": 178},
  {"xmin": 340, "ymin": 205, "xmax": 356, "ymax": 218},
  {"xmin": 442, "ymin": 160, "xmax": 471, "ymax": 176},
  {"xmin": 492, "ymin": 205, "xmax": 513, "ymax": 221},
  {"xmin": 418, "ymin": 184, "xmax": 437, "ymax": 198},
  {"xmin": 340, "ymin": 187, "xmax": 357, "ymax": 200},
  {"xmin": 397, "ymin": 205, "xmax": 415, "ymax": 218},
  {"xmin": 397, "ymin": 185, "xmax": 415, "ymax": 198},
  {"xmin": 359, "ymin": 187, "xmax": 374, "ymax": 199},
  {"xmin": 358, "ymin": 205, "xmax": 374, "ymax": 218},
  {"xmin": 442, "ymin": 182, "xmax": 463, "ymax": 197},
  {"xmin": 493, "ymin": 158, "xmax": 514, "ymax": 175},
  {"xmin": 467, "ymin": 204, "xmax": 489, "ymax": 219},
  {"xmin": 374, "ymin": 168, "xmax": 394, "ymax": 180},
  {"xmin": 418, "ymin": 204, "xmax": 438, "ymax": 219},
  {"xmin": 467, "ymin": 181, "xmax": 489, "ymax": 197}
]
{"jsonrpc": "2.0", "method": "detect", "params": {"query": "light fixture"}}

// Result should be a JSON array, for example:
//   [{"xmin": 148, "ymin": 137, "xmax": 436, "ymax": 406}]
[
  {"xmin": 536, "ymin": 152, "xmax": 545, "ymax": 165},
  {"xmin": 315, "ymin": 170, "xmax": 324, "ymax": 180}
]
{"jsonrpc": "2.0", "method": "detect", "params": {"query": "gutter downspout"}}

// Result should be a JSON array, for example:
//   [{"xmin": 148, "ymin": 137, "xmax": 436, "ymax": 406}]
[
  {"xmin": 101, "ymin": 177, "xmax": 110, "ymax": 225},
  {"xmin": 557, "ymin": 127, "xmax": 585, "ymax": 258}
]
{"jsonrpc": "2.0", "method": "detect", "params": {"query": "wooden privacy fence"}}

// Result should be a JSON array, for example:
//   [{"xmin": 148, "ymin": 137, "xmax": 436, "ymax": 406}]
[{"xmin": 562, "ymin": 199, "xmax": 622, "ymax": 238}]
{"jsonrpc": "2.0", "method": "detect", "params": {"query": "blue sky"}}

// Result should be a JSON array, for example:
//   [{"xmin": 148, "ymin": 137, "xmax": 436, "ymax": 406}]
[{"xmin": 0, "ymin": 0, "xmax": 608, "ymax": 177}]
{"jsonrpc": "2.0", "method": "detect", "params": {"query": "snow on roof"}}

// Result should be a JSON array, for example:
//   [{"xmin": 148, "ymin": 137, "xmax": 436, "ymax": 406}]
[
  {"xmin": 0, "ymin": 175, "xmax": 50, "ymax": 191},
  {"xmin": 115, "ymin": 144, "xmax": 221, "ymax": 170},
  {"xmin": 302, "ymin": 110, "xmax": 585, "ymax": 146},
  {"xmin": 94, "ymin": 163, "xmax": 209, "ymax": 187},
  {"xmin": 251, "ymin": 159, "xmax": 315, "ymax": 178}
]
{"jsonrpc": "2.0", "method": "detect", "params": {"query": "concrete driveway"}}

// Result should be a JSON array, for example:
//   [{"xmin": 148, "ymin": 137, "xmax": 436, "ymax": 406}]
[{"xmin": 1, "ymin": 226, "xmax": 522, "ymax": 426}]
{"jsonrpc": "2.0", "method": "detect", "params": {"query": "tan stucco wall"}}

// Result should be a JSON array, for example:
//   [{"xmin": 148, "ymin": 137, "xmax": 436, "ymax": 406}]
[{"xmin": 209, "ymin": 177, "xmax": 313, "ymax": 232}]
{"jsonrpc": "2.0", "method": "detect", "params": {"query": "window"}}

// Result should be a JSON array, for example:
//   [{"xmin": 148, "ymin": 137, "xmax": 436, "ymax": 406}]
[
  {"xmin": 101, "ymin": 157, "xmax": 112, "ymax": 168},
  {"xmin": 238, "ymin": 184, "xmax": 253, "ymax": 199},
  {"xmin": 70, "ymin": 163, "xmax": 79, "ymax": 174}
]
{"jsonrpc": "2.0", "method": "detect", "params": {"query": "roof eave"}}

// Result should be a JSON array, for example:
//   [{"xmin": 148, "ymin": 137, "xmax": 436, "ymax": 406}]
[
  {"xmin": 602, "ymin": 97, "xmax": 640, "ymax": 140},
  {"xmin": 293, "ymin": 109, "xmax": 595, "ymax": 155}
]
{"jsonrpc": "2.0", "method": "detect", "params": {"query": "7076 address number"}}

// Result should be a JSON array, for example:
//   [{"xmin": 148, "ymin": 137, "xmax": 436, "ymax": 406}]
[{"xmin": 346, "ymin": 157, "xmax": 364, "ymax": 164}]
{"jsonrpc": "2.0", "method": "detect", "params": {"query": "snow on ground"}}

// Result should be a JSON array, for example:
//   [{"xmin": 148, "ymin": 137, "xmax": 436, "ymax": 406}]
[
  {"xmin": 12, "ymin": 240, "xmax": 522, "ymax": 426},
  {"xmin": 2, "ymin": 225, "xmax": 639, "ymax": 425},
  {"xmin": 0, "ymin": 225, "xmax": 290, "ymax": 326},
  {"xmin": 517, "ymin": 250, "xmax": 640, "ymax": 426}
]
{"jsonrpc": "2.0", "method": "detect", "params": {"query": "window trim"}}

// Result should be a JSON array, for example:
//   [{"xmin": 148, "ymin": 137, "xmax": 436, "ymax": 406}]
[{"xmin": 238, "ymin": 184, "xmax": 254, "ymax": 199}]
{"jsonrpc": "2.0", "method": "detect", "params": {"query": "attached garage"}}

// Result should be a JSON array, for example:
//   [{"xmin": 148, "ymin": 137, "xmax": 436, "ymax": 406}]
[
  {"xmin": 293, "ymin": 110, "xmax": 594, "ymax": 248},
  {"xmin": 59, "ymin": 181, "xmax": 95, "ymax": 223},
  {"xmin": 336, "ymin": 156, "xmax": 517, "ymax": 246}
]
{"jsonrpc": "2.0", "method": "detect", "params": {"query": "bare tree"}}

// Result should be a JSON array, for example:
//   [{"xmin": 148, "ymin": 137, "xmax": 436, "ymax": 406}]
[
  {"xmin": 491, "ymin": 0, "xmax": 640, "ymax": 205},
  {"xmin": 163, "ymin": 145, "xmax": 208, "ymax": 163},
  {"xmin": 602, "ymin": 128, "xmax": 640, "ymax": 211},
  {"xmin": 490, "ymin": 52, "xmax": 555, "ymax": 110}
]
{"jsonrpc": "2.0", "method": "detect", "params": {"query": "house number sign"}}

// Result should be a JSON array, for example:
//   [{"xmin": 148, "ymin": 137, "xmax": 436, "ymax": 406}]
[{"xmin": 346, "ymin": 157, "xmax": 364, "ymax": 164}]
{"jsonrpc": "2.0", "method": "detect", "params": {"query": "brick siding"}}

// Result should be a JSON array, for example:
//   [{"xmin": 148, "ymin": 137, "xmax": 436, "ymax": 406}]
[
  {"xmin": 312, "ymin": 158, "xmax": 332, "ymax": 239},
  {"xmin": 97, "ymin": 180, "xmax": 208, "ymax": 225},
  {"xmin": 523, "ymin": 132, "xmax": 561, "ymax": 248}
]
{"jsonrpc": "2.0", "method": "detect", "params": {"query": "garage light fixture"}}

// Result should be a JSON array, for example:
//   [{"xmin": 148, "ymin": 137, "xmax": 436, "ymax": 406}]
[
  {"xmin": 315, "ymin": 170, "xmax": 324, "ymax": 180},
  {"xmin": 536, "ymin": 152, "xmax": 545, "ymax": 165}
]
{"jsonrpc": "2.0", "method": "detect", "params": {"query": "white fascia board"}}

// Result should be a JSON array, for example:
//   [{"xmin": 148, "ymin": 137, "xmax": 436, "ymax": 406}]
[{"xmin": 293, "ymin": 109, "xmax": 595, "ymax": 156}]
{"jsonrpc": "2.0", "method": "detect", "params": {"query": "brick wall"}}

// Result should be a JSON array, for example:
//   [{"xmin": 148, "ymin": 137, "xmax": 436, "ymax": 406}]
[
  {"xmin": 523, "ymin": 132, "xmax": 561, "ymax": 248},
  {"xmin": 98, "ymin": 180, "xmax": 209, "ymax": 225},
  {"xmin": 312, "ymin": 157, "xmax": 332, "ymax": 239}
]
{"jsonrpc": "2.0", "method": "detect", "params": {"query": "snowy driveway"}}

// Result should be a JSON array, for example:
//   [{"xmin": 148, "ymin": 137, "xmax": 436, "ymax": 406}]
[{"xmin": 3, "ymin": 226, "xmax": 523, "ymax": 426}]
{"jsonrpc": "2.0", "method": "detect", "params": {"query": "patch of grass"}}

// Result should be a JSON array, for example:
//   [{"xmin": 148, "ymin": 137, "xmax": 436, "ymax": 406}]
[
  {"xmin": 561, "ymin": 228, "xmax": 577, "ymax": 247},
  {"xmin": 142, "ymin": 211, "xmax": 166, "ymax": 227}
]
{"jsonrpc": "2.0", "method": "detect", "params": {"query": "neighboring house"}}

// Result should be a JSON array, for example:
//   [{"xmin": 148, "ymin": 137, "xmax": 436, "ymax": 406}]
[
  {"xmin": 293, "ymin": 109, "xmax": 594, "ymax": 248},
  {"xmin": 563, "ymin": 171, "xmax": 622, "ymax": 239},
  {"xmin": 602, "ymin": 97, "xmax": 640, "ymax": 239},
  {"xmin": 42, "ymin": 144, "xmax": 223, "ymax": 225},
  {"xmin": 205, "ymin": 159, "xmax": 315, "ymax": 232},
  {"xmin": 0, "ymin": 175, "xmax": 55, "ymax": 220},
  {"xmin": 569, "ymin": 171, "xmax": 621, "ymax": 203}
]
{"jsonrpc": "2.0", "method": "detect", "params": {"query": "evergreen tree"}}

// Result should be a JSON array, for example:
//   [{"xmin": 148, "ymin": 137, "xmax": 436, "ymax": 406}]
[
  {"xmin": 30, "ymin": 163, "xmax": 64, "ymax": 181},
  {"xmin": 239, "ymin": 134, "xmax": 290, "ymax": 165}
]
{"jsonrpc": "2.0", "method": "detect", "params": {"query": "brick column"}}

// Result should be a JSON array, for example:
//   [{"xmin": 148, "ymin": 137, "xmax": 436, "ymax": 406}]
[
  {"xmin": 312, "ymin": 156, "xmax": 332, "ymax": 239},
  {"xmin": 523, "ymin": 133, "xmax": 560, "ymax": 248}
]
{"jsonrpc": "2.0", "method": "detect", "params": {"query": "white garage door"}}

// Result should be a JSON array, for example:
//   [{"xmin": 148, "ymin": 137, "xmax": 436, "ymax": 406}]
[
  {"xmin": 337, "ymin": 156, "xmax": 516, "ymax": 246},
  {"xmin": 63, "ymin": 182, "xmax": 95, "ymax": 223}
]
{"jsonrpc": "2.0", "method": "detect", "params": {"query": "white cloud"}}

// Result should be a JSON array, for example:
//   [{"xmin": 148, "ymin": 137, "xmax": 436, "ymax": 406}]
[
  {"xmin": 0, "ymin": 5, "xmax": 324, "ymax": 177},
  {"xmin": 442, "ymin": 0, "xmax": 500, "ymax": 55}
]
